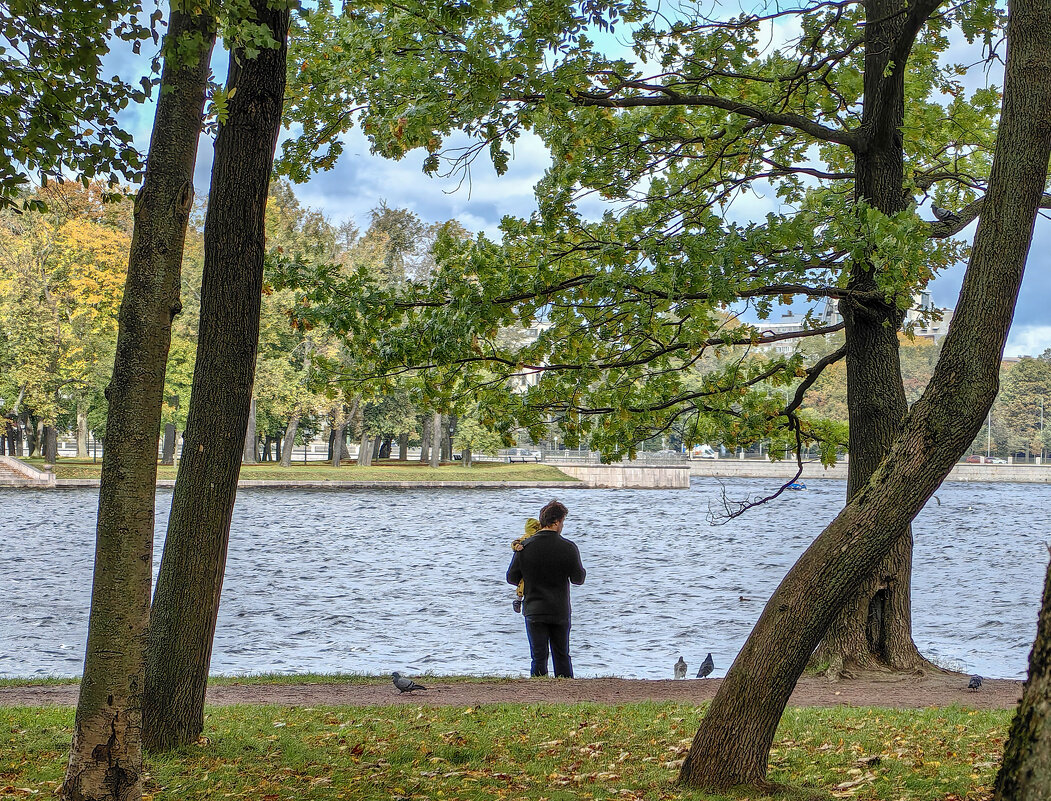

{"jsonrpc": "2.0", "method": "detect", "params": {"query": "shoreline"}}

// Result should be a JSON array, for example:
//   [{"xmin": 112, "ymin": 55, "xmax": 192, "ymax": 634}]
[{"xmin": 0, "ymin": 673, "xmax": 1023, "ymax": 710}]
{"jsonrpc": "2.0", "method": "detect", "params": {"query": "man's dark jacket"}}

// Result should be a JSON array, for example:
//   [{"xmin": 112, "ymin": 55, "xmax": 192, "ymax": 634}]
[{"xmin": 506, "ymin": 529, "xmax": 586, "ymax": 623}]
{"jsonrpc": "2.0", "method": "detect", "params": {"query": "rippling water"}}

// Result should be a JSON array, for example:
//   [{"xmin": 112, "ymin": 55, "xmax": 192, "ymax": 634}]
[{"xmin": 2, "ymin": 479, "xmax": 1047, "ymax": 680}]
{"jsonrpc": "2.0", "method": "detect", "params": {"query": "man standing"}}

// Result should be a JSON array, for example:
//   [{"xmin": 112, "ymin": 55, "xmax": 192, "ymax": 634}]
[{"xmin": 506, "ymin": 500, "xmax": 586, "ymax": 677}]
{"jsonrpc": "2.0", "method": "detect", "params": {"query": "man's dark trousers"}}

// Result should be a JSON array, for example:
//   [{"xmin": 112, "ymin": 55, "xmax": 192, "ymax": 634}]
[{"xmin": 525, "ymin": 617, "xmax": 573, "ymax": 677}]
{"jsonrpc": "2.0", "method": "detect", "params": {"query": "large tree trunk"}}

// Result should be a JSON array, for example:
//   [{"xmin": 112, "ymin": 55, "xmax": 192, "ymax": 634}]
[
  {"xmin": 43, "ymin": 425, "xmax": 58, "ymax": 463},
  {"xmin": 814, "ymin": 0, "xmax": 928, "ymax": 676},
  {"xmin": 418, "ymin": 415, "xmax": 430, "ymax": 462},
  {"xmin": 398, "ymin": 432, "xmax": 408, "ymax": 460},
  {"xmin": 77, "ymin": 402, "xmax": 89, "ymax": 458},
  {"xmin": 357, "ymin": 433, "xmax": 371, "ymax": 466},
  {"xmin": 58, "ymin": 7, "xmax": 215, "ymax": 800},
  {"xmin": 142, "ymin": 1, "xmax": 289, "ymax": 753},
  {"xmin": 995, "ymin": 550, "xmax": 1051, "ymax": 799},
  {"xmin": 331, "ymin": 421, "xmax": 345, "ymax": 467},
  {"xmin": 160, "ymin": 424, "xmax": 177, "ymax": 466},
  {"xmin": 679, "ymin": 3, "xmax": 1051, "ymax": 788},
  {"xmin": 242, "ymin": 397, "xmax": 257, "ymax": 464}
]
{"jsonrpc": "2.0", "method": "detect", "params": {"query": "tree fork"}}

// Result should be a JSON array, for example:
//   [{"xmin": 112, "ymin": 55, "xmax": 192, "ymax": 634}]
[
  {"xmin": 679, "ymin": 0, "xmax": 1051, "ymax": 787},
  {"xmin": 143, "ymin": 0, "xmax": 290, "ymax": 752},
  {"xmin": 60, "ymin": 4, "xmax": 216, "ymax": 798}
]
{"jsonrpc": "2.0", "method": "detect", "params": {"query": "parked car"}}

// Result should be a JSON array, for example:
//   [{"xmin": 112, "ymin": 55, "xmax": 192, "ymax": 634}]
[
  {"xmin": 990, "ymin": 457, "xmax": 1008, "ymax": 464},
  {"xmin": 964, "ymin": 455, "xmax": 982, "ymax": 463},
  {"xmin": 505, "ymin": 448, "xmax": 542, "ymax": 463}
]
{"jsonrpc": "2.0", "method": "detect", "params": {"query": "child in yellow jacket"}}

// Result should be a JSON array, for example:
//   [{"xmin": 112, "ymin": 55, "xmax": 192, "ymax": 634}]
[{"xmin": 511, "ymin": 517, "xmax": 541, "ymax": 613}]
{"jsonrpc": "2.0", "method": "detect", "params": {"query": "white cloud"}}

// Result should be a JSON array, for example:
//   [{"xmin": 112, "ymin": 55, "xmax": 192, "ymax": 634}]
[{"xmin": 1004, "ymin": 325, "xmax": 1051, "ymax": 358}]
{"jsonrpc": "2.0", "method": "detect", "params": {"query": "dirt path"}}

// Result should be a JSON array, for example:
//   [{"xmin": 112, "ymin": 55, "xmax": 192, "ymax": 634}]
[{"xmin": 0, "ymin": 673, "xmax": 1022, "ymax": 710}]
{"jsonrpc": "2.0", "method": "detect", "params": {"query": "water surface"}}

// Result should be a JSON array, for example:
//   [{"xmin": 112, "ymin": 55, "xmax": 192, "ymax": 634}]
[{"xmin": 2, "ymin": 478, "xmax": 1046, "ymax": 679}]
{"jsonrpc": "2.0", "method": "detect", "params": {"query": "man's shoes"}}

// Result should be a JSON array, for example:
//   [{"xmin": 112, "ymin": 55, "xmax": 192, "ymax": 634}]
[{"xmin": 512, "ymin": 598, "xmax": 522, "ymax": 613}]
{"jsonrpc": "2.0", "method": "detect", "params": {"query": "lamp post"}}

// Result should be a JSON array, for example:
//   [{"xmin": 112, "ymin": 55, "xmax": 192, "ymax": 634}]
[{"xmin": 987, "ymin": 410, "xmax": 991, "ymax": 460}]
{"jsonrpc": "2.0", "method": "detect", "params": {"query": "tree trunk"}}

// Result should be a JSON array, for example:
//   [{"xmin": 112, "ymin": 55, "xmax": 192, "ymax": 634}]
[
  {"xmin": 43, "ymin": 425, "xmax": 58, "ymax": 463},
  {"xmin": 160, "ymin": 424, "xmax": 176, "ymax": 466},
  {"xmin": 419, "ymin": 416, "xmax": 431, "ymax": 462},
  {"xmin": 995, "ymin": 550, "xmax": 1051, "ymax": 800},
  {"xmin": 59, "ymin": 7, "xmax": 215, "ymax": 799},
  {"xmin": 398, "ymin": 432, "xmax": 408, "ymax": 460},
  {"xmin": 331, "ymin": 422, "xmax": 345, "ymax": 467},
  {"xmin": 280, "ymin": 414, "xmax": 299, "ymax": 467},
  {"xmin": 463, "ymin": 446, "xmax": 472, "ymax": 467},
  {"xmin": 429, "ymin": 410, "xmax": 441, "ymax": 467},
  {"xmin": 371, "ymin": 435, "xmax": 382, "ymax": 461},
  {"xmin": 813, "ymin": 0, "xmax": 928, "ymax": 676},
  {"xmin": 679, "ymin": 4, "xmax": 1051, "ymax": 788},
  {"xmin": 273, "ymin": 434, "xmax": 281, "ymax": 463},
  {"xmin": 142, "ymin": 0, "xmax": 289, "ymax": 753},
  {"xmin": 77, "ymin": 402, "xmax": 89, "ymax": 458},
  {"xmin": 242, "ymin": 397, "xmax": 257, "ymax": 464},
  {"xmin": 357, "ymin": 433, "xmax": 371, "ymax": 466},
  {"xmin": 379, "ymin": 434, "xmax": 392, "ymax": 459}
]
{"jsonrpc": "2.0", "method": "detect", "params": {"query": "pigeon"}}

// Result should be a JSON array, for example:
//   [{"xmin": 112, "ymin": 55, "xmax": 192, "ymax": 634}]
[
  {"xmin": 968, "ymin": 674, "xmax": 983, "ymax": 691},
  {"xmin": 392, "ymin": 671, "xmax": 428, "ymax": 693},
  {"xmin": 696, "ymin": 652, "xmax": 715, "ymax": 678},
  {"xmin": 931, "ymin": 203, "xmax": 962, "ymax": 226},
  {"xmin": 674, "ymin": 656, "xmax": 687, "ymax": 679}
]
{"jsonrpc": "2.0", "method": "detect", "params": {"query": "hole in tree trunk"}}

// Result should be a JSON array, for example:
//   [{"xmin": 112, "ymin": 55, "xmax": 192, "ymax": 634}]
[{"xmin": 866, "ymin": 588, "xmax": 888, "ymax": 657}]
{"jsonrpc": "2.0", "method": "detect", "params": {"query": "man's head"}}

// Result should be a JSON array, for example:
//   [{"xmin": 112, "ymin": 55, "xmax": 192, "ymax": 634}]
[{"xmin": 539, "ymin": 500, "xmax": 568, "ymax": 529}]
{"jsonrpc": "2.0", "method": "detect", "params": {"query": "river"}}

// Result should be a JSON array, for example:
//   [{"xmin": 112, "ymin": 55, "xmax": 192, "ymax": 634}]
[{"xmin": 2, "ymin": 478, "xmax": 1047, "ymax": 680}]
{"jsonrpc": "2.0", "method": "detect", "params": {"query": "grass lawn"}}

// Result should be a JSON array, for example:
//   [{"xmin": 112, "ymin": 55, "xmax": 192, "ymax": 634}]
[
  {"xmin": 23, "ymin": 458, "xmax": 577, "ymax": 483},
  {"xmin": 2, "ymin": 703, "xmax": 1008, "ymax": 800}
]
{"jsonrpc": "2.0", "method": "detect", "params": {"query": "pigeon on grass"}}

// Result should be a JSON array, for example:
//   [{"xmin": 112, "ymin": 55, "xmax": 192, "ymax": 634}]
[
  {"xmin": 696, "ymin": 653, "xmax": 715, "ymax": 679},
  {"xmin": 392, "ymin": 671, "xmax": 428, "ymax": 693},
  {"xmin": 674, "ymin": 657, "xmax": 687, "ymax": 679},
  {"xmin": 968, "ymin": 675, "xmax": 983, "ymax": 691}
]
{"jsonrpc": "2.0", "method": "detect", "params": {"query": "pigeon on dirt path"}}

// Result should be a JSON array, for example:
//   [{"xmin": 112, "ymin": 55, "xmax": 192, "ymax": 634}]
[
  {"xmin": 696, "ymin": 653, "xmax": 714, "ymax": 679},
  {"xmin": 674, "ymin": 657, "xmax": 687, "ymax": 679},
  {"xmin": 392, "ymin": 672, "xmax": 428, "ymax": 693},
  {"xmin": 968, "ymin": 675, "xmax": 983, "ymax": 691}
]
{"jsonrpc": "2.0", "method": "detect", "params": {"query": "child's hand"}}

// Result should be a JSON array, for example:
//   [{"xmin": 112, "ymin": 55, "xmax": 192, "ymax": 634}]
[{"xmin": 513, "ymin": 542, "xmax": 524, "ymax": 552}]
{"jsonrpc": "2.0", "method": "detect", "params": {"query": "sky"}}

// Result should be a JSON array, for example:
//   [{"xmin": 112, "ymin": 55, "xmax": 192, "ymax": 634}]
[{"xmin": 100, "ymin": 12, "xmax": 1051, "ymax": 358}]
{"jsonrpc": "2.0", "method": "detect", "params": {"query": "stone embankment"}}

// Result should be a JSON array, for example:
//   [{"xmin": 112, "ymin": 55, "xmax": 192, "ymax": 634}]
[
  {"xmin": 0, "ymin": 456, "xmax": 54, "ymax": 487},
  {"xmin": 688, "ymin": 458, "xmax": 1051, "ymax": 483}
]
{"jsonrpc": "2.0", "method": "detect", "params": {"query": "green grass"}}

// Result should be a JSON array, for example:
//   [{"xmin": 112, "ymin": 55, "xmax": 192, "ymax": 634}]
[
  {"xmin": 1, "ymin": 703, "xmax": 1009, "ymax": 800},
  {"xmin": 24, "ymin": 458, "xmax": 578, "ymax": 483}
]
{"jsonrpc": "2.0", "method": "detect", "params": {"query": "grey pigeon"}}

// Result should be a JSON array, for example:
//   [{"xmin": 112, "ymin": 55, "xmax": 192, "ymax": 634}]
[
  {"xmin": 968, "ymin": 674, "xmax": 983, "ymax": 691},
  {"xmin": 696, "ymin": 652, "xmax": 714, "ymax": 679},
  {"xmin": 674, "ymin": 656, "xmax": 687, "ymax": 679},
  {"xmin": 392, "ymin": 671, "xmax": 427, "ymax": 693},
  {"xmin": 932, "ymin": 203, "xmax": 962, "ymax": 226}
]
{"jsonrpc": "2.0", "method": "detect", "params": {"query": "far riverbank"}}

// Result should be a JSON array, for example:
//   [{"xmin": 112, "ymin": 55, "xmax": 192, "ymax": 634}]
[{"xmin": 687, "ymin": 458, "xmax": 1051, "ymax": 483}]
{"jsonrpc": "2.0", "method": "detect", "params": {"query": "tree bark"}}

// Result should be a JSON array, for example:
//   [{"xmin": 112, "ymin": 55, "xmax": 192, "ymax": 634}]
[
  {"xmin": 43, "ymin": 425, "xmax": 58, "ymax": 463},
  {"xmin": 77, "ymin": 402, "xmax": 89, "ymax": 458},
  {"xmin": 357, "ymin": 433, "xmax": 371, "ymax": 466},
  {"xmin": 371, "ymin": 435, "xmax": 382, "ymax": 461},
  {"xmin": 463, "ymin": 446, "xmax": 472, "ymax": 467},
  {"xmin": 419, "ymin": 415, "xmax": 431, "ymax": 462},
  {"xmin": 280, "ymin": 415, "xmax": 299, "ymax": 467},
  {"xmin": 814, "ymin": 0, "xmax": 930, "ymax": 676},
  {"xmin": 995, "ymin": 551, "xmax": 1051, "ymax": 800},
  {"xmin": 59, "ymin": 6, "xmax": 215, "ymax": 799},
  {"xmin": 160, "ymin": 424, "xmax": 176, "ymax": 466},
  {"xmin": 398, "ymin": 432, "xmax": 408, "ymax": 460},
  {"xmin": 429, "ymin": 410, "xmax": 441, "ymax": 467},
  {"xmin": 331, "ymin": 421, "xmax": 345, "ymax": 467},
  {"xmin": 142, "ymin": 0, "xmax": 289, "ymax": 753},
  {"xmin": 242, "ymin": 397, "xmax": 257, "ymax": 464},
  {"xmin": 379, "ymin": 434, "xmax": 392, "ymax": 459},
  {"xmin": 679, "ymin": 2, "xmax": 1051, "ymax": 788}
]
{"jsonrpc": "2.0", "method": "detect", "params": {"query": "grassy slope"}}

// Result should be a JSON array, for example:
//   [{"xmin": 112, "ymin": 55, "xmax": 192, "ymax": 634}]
[
  {"xmin": 2, "ymin": 703, "xmax": 1008, "ymax": 800},
  {"xmin": 23, "ymin": 458, "xmax": 577, "ymax": 483}
]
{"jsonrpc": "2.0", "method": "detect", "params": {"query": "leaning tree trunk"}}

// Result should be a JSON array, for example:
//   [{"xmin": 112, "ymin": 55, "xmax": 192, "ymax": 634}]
[
  {"xmin": 279, "ymin": 414, "xmax": 299, "ymax": 467},
  {"xmin": 59, "ymin": 6, "xmax": 215, "ymax": 799},
  {"xmin": 813, "ymin": 0, "xmax": 930, "ymax": 676},
  {"xmin": 679, "ymin": 2, "xmax": 1051, "ymax": 788},
  {"xmin": 331, "ymin": 420, "xmax": 345, "ymax": 467},
  {"xmin": 995, "ymin": 548, "xmax": 1051, "ymax": 800},
  {"xmin": 142, "ymin": 0, "xmax": 289, "ymax": 752}
]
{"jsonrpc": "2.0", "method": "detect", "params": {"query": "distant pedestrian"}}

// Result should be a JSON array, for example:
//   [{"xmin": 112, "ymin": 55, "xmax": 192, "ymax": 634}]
[
  {"xmin": 506, "ymin": 500, "xmax": 586, "ymax": 678},
  {"xmin": 510, "ymin": 517, "xmax": 542, "ymax": 613},
  {"xmin": 674, "ymin": 657, "xmax": 687, "ymax": 679}
]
